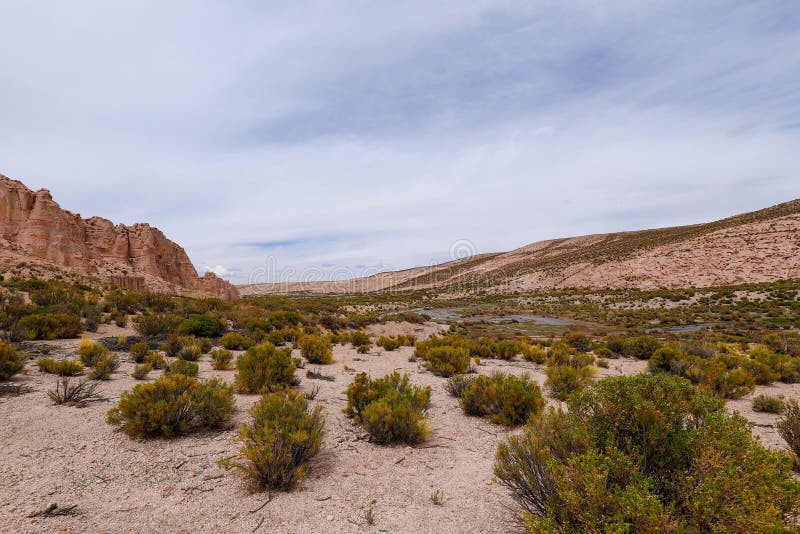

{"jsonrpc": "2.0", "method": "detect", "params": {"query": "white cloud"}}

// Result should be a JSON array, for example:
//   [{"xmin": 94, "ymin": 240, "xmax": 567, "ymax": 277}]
[{"xmin": 0, "ymin": 1, "xmax": 797, "ymax": 283}]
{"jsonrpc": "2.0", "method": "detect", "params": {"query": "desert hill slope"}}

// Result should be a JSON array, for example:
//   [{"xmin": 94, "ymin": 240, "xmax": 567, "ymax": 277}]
[
  {"xmin": 241, "ymin": 199, "xmax": 800, "ymax": 295},
  {"xmin": 0, "ymin": 173, "xmax": 238, "ymax": 299}
]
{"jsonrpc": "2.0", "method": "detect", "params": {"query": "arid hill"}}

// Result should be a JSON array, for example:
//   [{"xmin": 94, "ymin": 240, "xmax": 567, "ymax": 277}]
[
  {"xmin": 241, "ymin": 199, "xmax": 800, "ymax": 295},
  {"xmin": 0, "ymin": 174, "xmax": 238, "ymax": 299}
]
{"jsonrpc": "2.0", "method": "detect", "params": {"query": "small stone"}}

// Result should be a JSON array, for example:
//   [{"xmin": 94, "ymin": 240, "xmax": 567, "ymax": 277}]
[{"xmin": 326, "ymin": 515, "xmax": 334, "ymax": 521}]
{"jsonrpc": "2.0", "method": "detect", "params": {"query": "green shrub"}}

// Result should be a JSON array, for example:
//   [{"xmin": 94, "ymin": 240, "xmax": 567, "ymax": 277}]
[
  {"xmin": 89, "ymin": 354, "xmax": 119, "ymax": 380},
  {"xmin": 752, "ymin": 394, "xmax": 784, "ymax": 414},
  {"xmin": 545, "ymin": 364, "xmax": 595, "ymax": 401},
  {"xmin": 211, "ymin": 348, "xmax": 234, "ymax": 370},
  {"xmin": 299, "ymin": 335, "xmax": 333, "ymax": 364},
  {"xmin": 129, "ymin": 342, "xmax": 150, "ymax": 363},
  {"xmin": 345, "ymin": 372, "xmax": 431, "ymax": 444},
  {"xmin": 234, "ymin": 391, "xmax": 324, "ymax": 490},
  {"xmin": 37, "ymin": 358, "xmax": 84, "ymax": 376},
  {"xmin": 235, "ymin": 343, "xmax": 296, "ymax": 394},
  {"xmin": 265, "ymin": 327, "xmax": 303, "ymax": 346},
  {"xmin": 495, "ymin": 374, "xmax": 800, "ymax": 532},
  {"xmin": 78, "ymin": 338, "xmax": 108, "ymax": 367},
  {"xmin": 144, "ymin": 351, "xmax": 167, "ymax": 370},
  {"xmin": 178, "ymin": 344, "xmax": 202, "ymax": 361},
  {"xmin": 522, "ymin": 344, "xmax": 547, "ymax": 364},
  {"xmin": 648, "ymin": 343, "xmax": 684, "ymax": 374},
  {"xmin": 777, "ymin": 399, "xmax": 800, "ymax": 463},
  {"xmin": 177, "ymin": 313, "xmax": 225, "ymax": 338},
  {"xmin": 197, "ymin": 337, "xmax": 212, "ymax": 354},
  {"xmin": 160, "ymin": 333, "xmax": 183, "ymax": 357},
  {"xmin": 443, "ymin": 374, "xmax": 476, "ymax": 398},
  {"xmin": 220, "ymin": 332, "xmax": 253, "ymax": 350},
  {"xmin": 0, "ymin": 341, "xmax": 27, "ymax": 380},
  {"xmin": 594, "ymin": 346, "xmax": 615, "ymax": 359},
  {"xmin": 564, "ymin": 332, "xmax": 592, "ymax": 352},
  {"xmin": 166, "ymin": 359, "xmax": 198, "ymax": 377},
  {"xmin": 350, "ymin": 331, "xmax": 371, "ymax": 347},
  {"xmin": 622, "ymin": 336, "xmax": 663, "ymax": 360},
  {"xmin": 131, "ymin": 363, "xmax": 152, "ymax": 380},
  {"xmin": 603, "ymin": 334, "xmax": 627, "ymax": 354},
  {"xmin": 460, "ymin": 373, "xmax": 544, "ymax": 426},
  {"xmin": 133, "ymin": 313, "xmax": 181, "ymax": 337},
  {"xmin": 356, "ymin": 344, "xmax": 370, "ymax": 354},
  {"xmin": 422, "ymin": 346, "xmax": 471, "ymax": 377},
  {"xmin": 107, "ymin": 374, "xmax": 235, "ymax": 438},
  {"xmin": 19, "ymin": 313, "xmax": 83, "ymax": 340}
]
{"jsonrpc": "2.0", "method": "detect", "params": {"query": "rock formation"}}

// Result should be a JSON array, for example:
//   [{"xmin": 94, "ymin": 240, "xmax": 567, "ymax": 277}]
[{"xmin": 0, "ymin": 174, "xmax": 238, "ymax": 299}]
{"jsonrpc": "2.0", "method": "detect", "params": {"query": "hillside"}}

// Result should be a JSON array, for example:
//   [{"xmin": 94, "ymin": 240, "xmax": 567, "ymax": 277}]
[
  {"xmin": 0, "ymin": 174, "xmax": 238, "ymax": 299},
  {"xmin": 240, "ymin": 199, "xmax": 800, "ymax": 295}
]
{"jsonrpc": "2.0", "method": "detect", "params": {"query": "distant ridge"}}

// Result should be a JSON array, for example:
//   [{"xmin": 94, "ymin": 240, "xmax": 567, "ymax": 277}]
[{"xmin": 241, "ymin": 199, "xmax": 800, "ymax": 295}]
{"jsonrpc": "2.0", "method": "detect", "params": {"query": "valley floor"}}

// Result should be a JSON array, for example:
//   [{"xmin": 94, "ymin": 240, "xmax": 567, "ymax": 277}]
[{"xmin": 1, "ymin": 321, "xmax": 798, "ymax": 534}]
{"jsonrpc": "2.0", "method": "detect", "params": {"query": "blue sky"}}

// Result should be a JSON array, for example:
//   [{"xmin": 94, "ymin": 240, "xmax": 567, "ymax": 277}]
[{"xmin": 1, "ymin": 1, "xmax": 798, "ymax": 284}]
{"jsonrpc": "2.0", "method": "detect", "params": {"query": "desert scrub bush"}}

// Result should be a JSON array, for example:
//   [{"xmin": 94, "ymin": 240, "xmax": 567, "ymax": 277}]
[
  {"xmin": 47, "ymin": 377, "xmax": 101, "ymax": 406},
  {"xmin": 178, "ymin": 344, "xmax": 202, "ymax": 361},
  {"xmin": 376, "ymin": 334, "xmax": 415, "ymax": 351},
  {"xmin": 129, "ymin": 342, "xmax": 150, "ymax": 363},
  {"xmin": 88, "ymin": 354, "xmax": 119, "ymax": 380},
  {"xmin": 144, "ymin": 351, "xmax": 167, "ymax": 369},
  {"xmin": 299, "ymin": 334, "xmax": 333, "ymax": 364},
  {"xmin": 0, "ymin": 341, "xmax": 27, "ymax": 380},
  {"xmin": 235, "ymin": 343, "xmax": 296, "ymax": 393},
  {"xmin": 37, "ymin": 358, "xmax": 84, "ymax": 376},
  {"xmin": 544, "ymin": 364, "xmax": 595, "ymax": 401},
  {"xmin": 132, "ymin": 313, "xmax": 181, "ymax": 337},
  {"xmin": 461, "ymin": 373, "xmax": 544, "ymax": 426},
  {"xmin": 494, "ymin": 374, "xmax": 800, "ymax": 532},
  {"xmin": 265, "ymin": 327, "xmax": 303, "ymax": 346},
  {"xmin": 220, "ymin": 332, "xmax": 253, "ymax": 350},
  {"xmin": 521, "ymin": 344, "xmax": 547, "ymax": 364},
  {"xmin": 602, "ymin": 334, "xmax": 627, "ymax": 355},
  {"xmin": 648, "ymin": 343, "xmax": 685, "ymax": 374},
  {"xmin": 160, "ymin": 333, "xmax": 183, "ymax": 357},
  {"xmin": 131, "ymin": 363, "xmax": 152, "ymax": 380},
  {"xmin": 211, "ymin": 348, "xmax": 234, "ymax": 370},
  {"xmin": 107, "ymin": 374, "xmax": 235, "ymax": 438},
  {"xmin": 622, "ymin": 335, "xmax": 663, "ymax": 360},
  {"xmin": 78, "ymin": 338, "xmax": 108, "ymax": 367},
  {"xmin": 422, "ymin": 346, "xmax": 471, "ymax": 377},
  {"xmin": 232, "ymin": 390, "xmax": 324, "ymax": 490},
  {"xmin": 166, "ymin": 359, "xmax": 198, "ymax": 377},
  {"xmin": 777, "ymin": 399, "xmax": 800, "ymax": 463},
  {"xmin": 753, "ymin": 394, "xmax": 784, "ymax": 414},
  {"xmin": 350, "ymin": 330, "xmax": 371, "ymax": 348},
  {"xmin": 564, "ymin": 332, "xmax": 592, "ymax": 352},
  {"xmin": 345, "ymin": 372, "xmax": 431, "ymax": 444},
  {"xmin": 443, "ymin": 374, "xmax": 476, "ymax": 398},
  {"xmin": 177, "ymin": 313, "xmax": 225, "ymax": 338},
  {"xmin": 594, "ymin": 346, "xmax": 616, "ymax": 360},
  {"xmin": 18, "ymin": 313, "xmax": 83, "ymax": 340}
]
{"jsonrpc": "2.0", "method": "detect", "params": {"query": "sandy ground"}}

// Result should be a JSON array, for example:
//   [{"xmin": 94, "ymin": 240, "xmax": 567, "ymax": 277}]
[{"xmin": 1, "ymin": 322, "xmax": 798, "ymax": 534}]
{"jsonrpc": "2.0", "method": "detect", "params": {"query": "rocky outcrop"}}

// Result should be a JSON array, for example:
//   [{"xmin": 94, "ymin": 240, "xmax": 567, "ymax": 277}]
[{"xmin": 0, "ymin": 174, "xmax": 238, "ymax": 299}]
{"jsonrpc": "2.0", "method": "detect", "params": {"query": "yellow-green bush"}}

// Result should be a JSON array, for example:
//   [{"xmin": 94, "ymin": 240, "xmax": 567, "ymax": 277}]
[
  {"xmin": 753, "ymin": 394, "xmax": 784, "ymax": 414},
  {"xmin": 18, "ymin": 313, "xmax": 83, "ymax": 340},
  {"xmin": 132, "ymin": 313, "xmax": 181, "ymax": 337},
  {"xmin": 345, "ymin": 372, "xmax": 431, "ymax": 444},
  {"xmin": 495, "ymin": 374, "xmax": 800, "ymax": 532},
  {"xmin": 376, "ymin": 334, "xmax": 415, "ymax": 351},
  {"xmin": 78, "ymin": 338, "xmax": 108, "ymax": 367},
  {"xmin": 211, "ymin": 348, "xmax": 234, "ymax": 370},
  {"xmin": 299, "ymin": 334, "xmax": 333, "ymax": 364},
  {"xmin": 131, "ymin": 363, "xmax": 152, "ymax": 380},
  {"xmin": 220, "ymin": 332, "xmax": 253, "ymax": 350},
  {"xmin": 107, "ymin": 374, "xmax": 235, "ymax": 438},
  {"xmin": 544, "ymin": 364, "xmax": 595, "ymax": 401},
  {"xmin": 233, "ymin": 390, "xmax": 324, "ymax": 490},
  {"xmin": 0, "ymin": 341, "xmax": 27, "ymax": 380},
  {"xmin": 460, "ymin": 373, "xmax": 544, "ymax": 426},
  {"xmin": 88, "ymin": 354, "xmax": 119, "ymax": 380},
  {"xmin": 422, "ymin": 346, "xmax": 471, "ymax": 377},
  {"xmin": 129, "ymin": 342, "xmax": 150, "ymax": 363},
  {"xmin": 166, "ymin": 359, "xmax": 199, "ymax": 377},
  {"xmin": 777, "ymin": 399, "xmax": 800, "ymax": 463},
  {"xmin": 37, "ymin": 358, "xmax": 84, "ymax": 376},
  {"xmin": 622, "ymin": 336, "xmax": 663, "ymax": 360},
  {"xmin": 235, "ymin": 343, "xmax": 296, "ymax": 393},
  {"xmin": 144, "ymin": 351, "xmax": 167, "ymax": 370}
]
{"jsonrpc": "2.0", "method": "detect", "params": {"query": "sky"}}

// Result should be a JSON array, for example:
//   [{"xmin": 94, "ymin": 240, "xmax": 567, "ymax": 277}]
[{"xmin": 1, "ymin": 1, "xmax": 798, "ymax": 285}]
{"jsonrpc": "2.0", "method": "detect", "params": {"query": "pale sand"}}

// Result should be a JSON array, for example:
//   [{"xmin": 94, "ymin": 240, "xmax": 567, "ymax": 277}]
[{"xmin": 1, "ymin": 323, "xmax": 798, "ymax": 533}]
